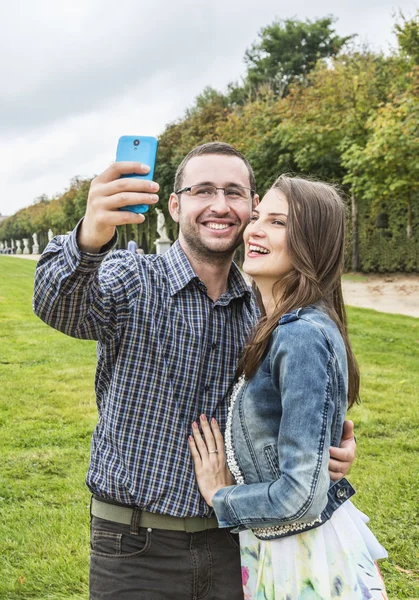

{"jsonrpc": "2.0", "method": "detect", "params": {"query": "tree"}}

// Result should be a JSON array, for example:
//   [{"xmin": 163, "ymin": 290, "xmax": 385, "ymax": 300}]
[
  {"xmin": 343, "ymin": 68, "xmax": 419, "ymax": 240},
  {"xmin": 395, "ymin": 10, "xmax": 419, "ymax": 65},
  {"xmin": 244, "ymin": 16, "xmax": 353, "ymax": 96},
  {"xmin": 271, "ymin": 51, "xmax": 398, "ymax": 269}
]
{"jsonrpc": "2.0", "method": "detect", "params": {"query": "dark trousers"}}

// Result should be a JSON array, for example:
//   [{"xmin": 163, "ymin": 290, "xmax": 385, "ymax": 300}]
[{"xmin": 90, "ymin": 515, "xmax": 244, "ymax": 600}]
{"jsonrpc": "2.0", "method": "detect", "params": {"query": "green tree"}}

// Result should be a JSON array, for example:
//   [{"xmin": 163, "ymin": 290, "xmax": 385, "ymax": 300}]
[
  {"xmin": 244, "ymin": 16, "xmax": 353, "ymax": 96},
  {"xmin": 395, "ymin": 10, "xmax": 419, "ymax": 65},
  {"xmin": 343, "ymin": 68, "xmax": 419, "ymax": 240},
  {"xmin": 215, "ymin": 87, "xmax": 292, "ymax": 192},
  {"xmin": 273, "ymin": 51, "xmax": 398, "ymax": 269}
]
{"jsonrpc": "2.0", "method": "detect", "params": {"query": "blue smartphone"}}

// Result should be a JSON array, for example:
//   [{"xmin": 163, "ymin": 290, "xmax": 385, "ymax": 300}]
[{"xmin": 116, "ymin": 135, "xmax": 158, "ymax": 214}]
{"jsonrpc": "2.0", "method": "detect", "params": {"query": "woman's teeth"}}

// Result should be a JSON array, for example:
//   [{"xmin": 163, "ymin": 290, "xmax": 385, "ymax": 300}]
[{"xmin": 249, "ymin": 245, "xmax": 270, "ymax": 254}]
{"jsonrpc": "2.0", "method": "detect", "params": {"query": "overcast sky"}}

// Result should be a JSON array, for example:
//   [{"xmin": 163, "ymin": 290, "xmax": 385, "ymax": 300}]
[{"xmin": 0, "ymin": 0, "xmax": 418, "ymax": 217}]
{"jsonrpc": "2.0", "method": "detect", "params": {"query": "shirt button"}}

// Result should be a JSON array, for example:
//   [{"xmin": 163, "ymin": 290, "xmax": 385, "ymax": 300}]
[{"xmin": 204, "ymin": 385, "xmax": 210, "ymax": 392}]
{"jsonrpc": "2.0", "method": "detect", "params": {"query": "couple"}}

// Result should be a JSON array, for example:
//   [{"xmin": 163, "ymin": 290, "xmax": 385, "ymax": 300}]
[{"xmin": 33, "ymin": 142, "xmax": 387, "ymax": 599}]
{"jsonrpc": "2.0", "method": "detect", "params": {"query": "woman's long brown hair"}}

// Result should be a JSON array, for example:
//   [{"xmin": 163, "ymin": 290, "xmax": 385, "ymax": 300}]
[{"xmin": 237, "ymin": 175, "xmax": 360, "ymax": 408}]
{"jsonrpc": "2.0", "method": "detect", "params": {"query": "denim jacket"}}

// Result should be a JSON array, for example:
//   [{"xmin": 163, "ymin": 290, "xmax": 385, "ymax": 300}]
[{"xmin": 212, "ymin": 304, "xmax": 355, "ymax": 540}]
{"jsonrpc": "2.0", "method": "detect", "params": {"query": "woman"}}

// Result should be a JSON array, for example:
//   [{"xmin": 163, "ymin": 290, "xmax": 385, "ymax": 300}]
[{"xmin": 189, "ymin": 176, "xmax": 387, "ymax": 599}]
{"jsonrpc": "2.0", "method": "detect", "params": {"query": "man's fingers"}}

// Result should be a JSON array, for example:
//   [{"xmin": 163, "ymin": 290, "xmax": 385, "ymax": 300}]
[
  {"xmin": 329, "ymin": 445, "xmax": 352, "ymax": 462},
  {"xmin": 330, "ymin": 470, "xmax": 345, "ymax": 483},
  {"xmin": 95, "ymin": 162, "xmax": 151, "ymax": 184},
  {"xmin": 341, "ymin": 419, "xmax": 355, "ymax": 441},
  {"xmin": 97, "ymin": 209, "xmax": 146, "ymax": 227},
  {"xmin": 102, "ymin": 177, "xmax": 159, "ymax": 198},
  {"xmin": 328, "ymin": 457, "xmax": 348, "ymax": 473},
  {"xmin": 101, "ymin": 192, "xmax": 159, "ymax": 210}
]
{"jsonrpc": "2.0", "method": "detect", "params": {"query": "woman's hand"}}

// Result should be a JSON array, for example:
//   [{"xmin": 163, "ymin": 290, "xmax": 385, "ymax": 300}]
[{"xmin": 188, "ymin": 415, "xmax": 234, "ymax": 507}]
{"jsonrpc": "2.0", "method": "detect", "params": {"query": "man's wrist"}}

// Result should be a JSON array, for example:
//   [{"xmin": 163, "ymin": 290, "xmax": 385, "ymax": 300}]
[{"xmin": 77, "ymin": 220, "xmax": 115, "ymax": 254}]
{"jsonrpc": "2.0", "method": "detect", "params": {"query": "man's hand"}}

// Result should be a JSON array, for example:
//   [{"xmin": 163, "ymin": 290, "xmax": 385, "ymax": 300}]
[
  {"xmin": 78, "ymin": 162, "xmax": 160, "ymax": 253},
  {"xmin": 328, "ymin": 420, "xmax": 356, "ymax": 482}
]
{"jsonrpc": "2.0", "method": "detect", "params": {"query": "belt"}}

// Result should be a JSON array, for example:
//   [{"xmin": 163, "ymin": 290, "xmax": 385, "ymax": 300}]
[{"xmin": 91, "ymin": 497, "xmax": 220, "ymax": 533}]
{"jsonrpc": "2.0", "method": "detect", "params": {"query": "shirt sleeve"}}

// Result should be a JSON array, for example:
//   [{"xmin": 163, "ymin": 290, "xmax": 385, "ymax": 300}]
[
  {"xmin": 212, "ymin": 320, "xmax": 338, "ymax": 529},
  {"xmin": 33, "ymin": 221, "xmax": 142, "ymax": 342}
]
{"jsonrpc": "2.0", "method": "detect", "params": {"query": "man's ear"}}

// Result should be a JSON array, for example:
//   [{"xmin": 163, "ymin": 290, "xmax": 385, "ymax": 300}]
[
  {"xmin": 252, "ymin": 193, "xmax": 260, "ymax": 208},
  {"xmin": 168, "ymin": 193, "xmax": 180, "ymax": 223}
]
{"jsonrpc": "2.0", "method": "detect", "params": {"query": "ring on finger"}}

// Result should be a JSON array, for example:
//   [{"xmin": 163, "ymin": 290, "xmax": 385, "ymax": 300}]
[{"xmin": 208, "ymin": 450, "xmax": 218, "ymax": 454}]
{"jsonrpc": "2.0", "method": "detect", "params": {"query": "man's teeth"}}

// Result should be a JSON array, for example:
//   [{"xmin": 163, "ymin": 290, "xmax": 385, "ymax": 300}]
[
  {"xmin": 249, "ymin": 245, "xmax": 270, "ymax": 254},
  {"xmin": 207, "ymin": 223, "xmax": 230, "ymax": 230}
]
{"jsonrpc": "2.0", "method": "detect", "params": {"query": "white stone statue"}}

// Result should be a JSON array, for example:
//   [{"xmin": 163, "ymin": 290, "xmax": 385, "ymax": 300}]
[
  {"xmin": 156, "ymin": 209, "xmax": 170, "ymax": 242},
  {"xmin": 32, "ymin": 232, "xmax": 39, "ymax": 255},
  {"xmin": 48, "ymin": 229, "xmax": 54, "ymax": 242},
  {"xmin": 16, "ymin": 240, "xmax": 22, "ymax": 254},
  {"xmin": 154, "ymin": 209, "xmax": 171, "ymax": 254},
  {"xmin": 23, "ymin": 238, "xmax": 30, "ymax": 254},
  {"xmin": 0, "ymin": 242, "xmax": 4, "ymax": 253}
]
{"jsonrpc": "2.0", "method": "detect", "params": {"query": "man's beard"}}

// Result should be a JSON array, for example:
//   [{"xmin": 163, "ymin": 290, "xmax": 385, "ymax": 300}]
[{"xmin": 179, "ymin": 218, "xmax": 243, "ymax": 266}]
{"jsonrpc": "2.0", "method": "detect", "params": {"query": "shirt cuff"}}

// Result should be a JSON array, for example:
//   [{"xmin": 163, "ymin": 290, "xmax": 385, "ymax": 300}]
[
  {"xmin": 63, "ymin": 219, "xmax": 118, "ymax": 273},
  {"xmin": 212, "ymin": 485, "xmax": 237, "ymax": 528}
]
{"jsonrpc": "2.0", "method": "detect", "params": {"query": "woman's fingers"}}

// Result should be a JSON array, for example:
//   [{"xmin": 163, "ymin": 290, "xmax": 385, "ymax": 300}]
[
  {"xmin": 191, "ymin": 421, "xmax": 209, "ymax": 462},
  {"xmin": 200, "ymin": 415, "xmax": 218, "ymax": 455},
  {"xmin": 188, "ymin": 435, "xmax": 202, "ymax": 466},
  {"xmin": 209, "ymin": 418, "xmax": 226, "ymax": 459}
]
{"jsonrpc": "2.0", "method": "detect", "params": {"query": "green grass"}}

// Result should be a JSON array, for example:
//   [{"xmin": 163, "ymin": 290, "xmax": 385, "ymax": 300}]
[
  {"xmin": 342, "ymin": 273, "xmax": 369, "ymax": 283},
  {"xmin": 0, "ymin": 256, "xmax": 418, "ymax": 599}
]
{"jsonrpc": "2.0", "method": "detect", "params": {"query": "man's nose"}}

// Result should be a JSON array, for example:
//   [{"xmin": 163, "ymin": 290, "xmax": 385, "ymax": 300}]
[{"xmin": 209, "ymin": 189, "xmax": 230, "ymax": 212}]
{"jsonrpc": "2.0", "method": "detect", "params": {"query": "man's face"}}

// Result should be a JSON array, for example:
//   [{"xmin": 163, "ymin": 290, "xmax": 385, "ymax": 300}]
[{"xmin": 169, "ymin": 154, "xmax": 256, "ymax": 261}]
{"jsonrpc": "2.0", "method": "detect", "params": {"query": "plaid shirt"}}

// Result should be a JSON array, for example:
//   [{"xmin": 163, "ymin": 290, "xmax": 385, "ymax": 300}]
[{"xmin": 33, "ymin": 228, "xmax": 258, "ymax": 517}]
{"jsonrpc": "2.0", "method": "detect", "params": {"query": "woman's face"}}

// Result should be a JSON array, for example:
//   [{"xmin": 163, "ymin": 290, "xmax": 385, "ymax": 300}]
[{"xmin": 242, "ymin": 189, "xmax": 293, "ymax": 283}]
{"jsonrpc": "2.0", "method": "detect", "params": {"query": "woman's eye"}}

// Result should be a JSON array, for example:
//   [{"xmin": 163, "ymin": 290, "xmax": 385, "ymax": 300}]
[
  {"xmin": 250, "ymin": 215, "xmax": 258, "ymax": 221},
  {"xmin": 273, "ymin": 220, "xmax": 286, "ymax": 226}
]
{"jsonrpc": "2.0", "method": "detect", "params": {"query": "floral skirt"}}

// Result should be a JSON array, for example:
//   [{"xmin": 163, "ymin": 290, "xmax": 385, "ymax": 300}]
[{"xmin": 239, "ymin": 501, "xmax": 388, "ymax": 600}]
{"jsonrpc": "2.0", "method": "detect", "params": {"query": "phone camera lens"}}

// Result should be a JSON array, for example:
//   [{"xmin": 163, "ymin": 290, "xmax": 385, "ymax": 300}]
[{"xmin": 133, "ymin": 139, "xmax": 140, "ymax": 146}]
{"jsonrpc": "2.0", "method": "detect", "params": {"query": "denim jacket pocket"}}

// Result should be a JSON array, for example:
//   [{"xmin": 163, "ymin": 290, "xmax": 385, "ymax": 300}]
[{"xmin": 263, "ymin": 444, "xmax": 281, "ymax": 479}]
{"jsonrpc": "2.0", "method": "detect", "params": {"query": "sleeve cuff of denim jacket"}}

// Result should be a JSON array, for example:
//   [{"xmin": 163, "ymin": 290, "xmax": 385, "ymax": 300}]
[
  {"xmin": 212, "ymin": 485, "xmax": 239, "ymax": 528},
  {"xmin": 62, "ymin": 219, "xmax": 118, "ymax": 274}
]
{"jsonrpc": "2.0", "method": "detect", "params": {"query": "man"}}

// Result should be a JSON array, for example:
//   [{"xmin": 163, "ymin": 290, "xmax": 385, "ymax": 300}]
[
  {"xmin": 127, "ymin": 238, "xmax": 138, "ymax": 254},
  {"xmin": 33, "ymin": 142, "xmax": 355, "ymax": 600}
]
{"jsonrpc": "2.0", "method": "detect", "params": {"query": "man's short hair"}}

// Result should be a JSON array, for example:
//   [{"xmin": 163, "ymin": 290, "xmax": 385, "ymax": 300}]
[{"xmin": 174, "ymin": 142, "xmax": 256, "ymax": 193}]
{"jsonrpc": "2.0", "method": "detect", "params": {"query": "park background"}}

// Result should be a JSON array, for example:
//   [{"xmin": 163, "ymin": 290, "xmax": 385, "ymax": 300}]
[{"xmin": 0, "ymin": 8, "xmax": 418, "ymax": 600}]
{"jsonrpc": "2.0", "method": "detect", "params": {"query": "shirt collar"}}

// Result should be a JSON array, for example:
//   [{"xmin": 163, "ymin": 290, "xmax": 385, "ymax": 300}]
[
  {"xmin": 163, "ymin": 240, "xmax": 200, "ymax": 296},
  {"xmin": 163, "ymin": 240, "xmax": 252, "ymax": 302}
]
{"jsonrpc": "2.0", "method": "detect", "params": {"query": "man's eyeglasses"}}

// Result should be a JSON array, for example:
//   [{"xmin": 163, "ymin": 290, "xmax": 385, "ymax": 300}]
[{"xmin": 175, "ymin": 184, "xmax": 255, "ymax": 203}]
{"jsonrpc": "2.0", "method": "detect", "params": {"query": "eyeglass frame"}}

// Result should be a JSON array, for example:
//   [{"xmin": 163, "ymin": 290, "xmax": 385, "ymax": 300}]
[{"xmin": 174, "ymin": 184, "xmax": 257, "ymax": 202}]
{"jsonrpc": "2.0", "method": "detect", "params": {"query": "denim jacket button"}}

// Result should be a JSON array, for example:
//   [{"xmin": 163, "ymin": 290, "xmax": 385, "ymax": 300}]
[{"xmin": 336, "ymin": 488, "xmax": 347, "ymax": 499}]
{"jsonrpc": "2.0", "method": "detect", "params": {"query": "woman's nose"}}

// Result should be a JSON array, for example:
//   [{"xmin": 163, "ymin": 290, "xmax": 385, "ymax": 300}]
[{"xmin": 250, "ymin": 225, "xmax": 266, "ymax": 238}]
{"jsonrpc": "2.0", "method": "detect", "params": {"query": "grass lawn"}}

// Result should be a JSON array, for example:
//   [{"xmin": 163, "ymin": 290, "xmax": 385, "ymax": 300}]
[
  {"xmin": 342, "ymin": 273, "xmax": 370, "ymax": 283},
  {"xmin": 0, "ymin": 256, "xmax": 418, "ymax": 599}
]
